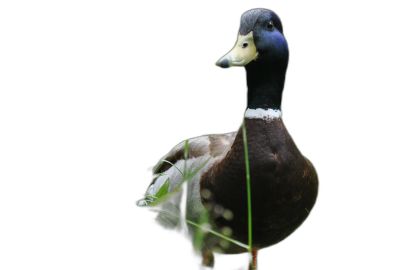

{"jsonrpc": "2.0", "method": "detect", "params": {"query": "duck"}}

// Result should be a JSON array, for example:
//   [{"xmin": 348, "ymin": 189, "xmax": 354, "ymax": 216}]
[{"xmin": 138, "ymin": 8, "xmax": 318, "ymax": 269}]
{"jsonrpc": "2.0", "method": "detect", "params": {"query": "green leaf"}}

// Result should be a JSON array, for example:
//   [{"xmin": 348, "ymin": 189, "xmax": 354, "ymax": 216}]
[
  {"xmin": 150, "ymin": 156, "xmax": 213, "ymax": 207},
  {"xmin": 152, "ymin": 178, "xmax": 169, "ymax": 210},
  {"xmin": 154, "ymin": 178, "xmax": 170, "ymax": 201}
]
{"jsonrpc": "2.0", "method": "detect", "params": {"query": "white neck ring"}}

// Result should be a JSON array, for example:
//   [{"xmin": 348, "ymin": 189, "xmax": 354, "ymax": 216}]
[{"xmin": 245, "ymin": 108, "xmax": 282, "ymax": 121}]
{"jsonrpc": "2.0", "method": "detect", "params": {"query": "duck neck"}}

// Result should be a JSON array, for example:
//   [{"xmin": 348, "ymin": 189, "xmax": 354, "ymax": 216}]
[{"xmin": 245, "ymin": 61, "xmax": 286, "ymax": 111}]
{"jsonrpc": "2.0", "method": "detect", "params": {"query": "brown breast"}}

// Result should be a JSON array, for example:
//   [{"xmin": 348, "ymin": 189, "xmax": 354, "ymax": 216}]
[{"xmin": 200, "ymin": 117, "xmax": 318, "ymax": 252}]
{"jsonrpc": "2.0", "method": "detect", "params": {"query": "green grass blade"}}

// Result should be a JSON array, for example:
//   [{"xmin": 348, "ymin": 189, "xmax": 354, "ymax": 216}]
[
  {"xmin": 154, "ymin": 178, "xmax": 169, "ymax": 209},
  {"xmin": 185, "ymin": 219, "xmax": 249, "ymax": 250},
  {"xmin": 151, "ymin": 209, "xmax": 249, "ymax": 250},
  {"xmin": 160, "ymin": 159, "xmax": 184, "ymax": 177},
  {"xmin": 153, "ymin": 162, "xmax": 163, "ymax": 174},
  {"xmin": 242, "ymin": 117, "xmax": 254, "ymax": 269},
  {"xmin": 181, "ymin": 140, "xmax": 189, "ymax": 228},
  {"xmin": 154, "ymin": 178, "xmax": 170, "ymax": 201},
  {"xmin": 242, "ymin": 119, "xmax": 255, "ymax": 269},
  {"xmin": 149, "ymin": 156, "xmax": 213, "ymax": 206}
]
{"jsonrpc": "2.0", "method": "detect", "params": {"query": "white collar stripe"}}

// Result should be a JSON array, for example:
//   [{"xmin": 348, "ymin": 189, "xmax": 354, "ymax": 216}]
[{"xmin": 245, "ymin": 108, "xmax": 282, "ymax": 120}]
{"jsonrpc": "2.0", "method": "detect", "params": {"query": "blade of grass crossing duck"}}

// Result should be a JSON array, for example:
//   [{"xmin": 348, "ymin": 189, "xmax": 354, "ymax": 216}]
[
  {"xmin": 160, "ymin": 159, "xmax": 184, "ymax": 178},
  {"xmin": 242, "ymin": 120, "xmax": 254, "ymax": 270},
  {"xmin": 181, "ymin": 140, "xmax": 189, "ymax": 228},
  {"xmin": 154, "ymin": 178, "xmax": 170, "ymax": 201},
  {"xmin": 151, "ymin": 209, "xmax": 249, "ymax": 250},
  {"xmin": 150, "ymin": 155, "xmax": 213, "ymax": 206}
]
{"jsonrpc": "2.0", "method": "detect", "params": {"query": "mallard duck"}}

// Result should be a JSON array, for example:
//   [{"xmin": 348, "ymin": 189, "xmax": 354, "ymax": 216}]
[{"xmin": 138, "ymin": 8, "xmax": 318, "ymax": 269}]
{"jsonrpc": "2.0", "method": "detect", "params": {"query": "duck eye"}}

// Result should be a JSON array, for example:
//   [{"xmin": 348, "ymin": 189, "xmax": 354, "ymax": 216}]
[
  {"xmin": 266, "ymin": 21, "xmax": 274, "ymax": 30},
  {"xmin": 242, "ymin": 42, "xmax": 248, "ymax": 48}
]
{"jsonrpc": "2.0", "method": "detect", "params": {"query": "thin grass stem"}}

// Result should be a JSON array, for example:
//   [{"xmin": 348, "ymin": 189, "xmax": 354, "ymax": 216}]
[
  {"xmin": 149, "ymin": 155, "xmax": 213, "ymax": 206},
  {"xmin": 152, "ymin": 209, "xmax": 249, "ymax": 250},
  {"xmin": 242, "ymin": 121, "xmax": 252, "ymax": 250},
  {"xmin": 181, "ymin": 140, "xmax": 189, "ymax": 228},
  {"xmin": 160, "ymin": 159, "xmax": 184, "ymax": 177},
  {"xmin": 242, "ymin": 119, "xmax": 254, "ymax": 269}
]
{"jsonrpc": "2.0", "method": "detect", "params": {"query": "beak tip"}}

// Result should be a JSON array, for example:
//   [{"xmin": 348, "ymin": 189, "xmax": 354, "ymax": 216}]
[{"xmin": 215, "ymin": 58, "xmax": 231, "ymax": 69}]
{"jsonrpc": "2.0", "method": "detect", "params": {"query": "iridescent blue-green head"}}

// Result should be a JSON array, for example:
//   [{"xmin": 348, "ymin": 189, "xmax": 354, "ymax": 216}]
[{"xmin": 216, "ymin": 9, "xmax": 289, "ymax": 110}]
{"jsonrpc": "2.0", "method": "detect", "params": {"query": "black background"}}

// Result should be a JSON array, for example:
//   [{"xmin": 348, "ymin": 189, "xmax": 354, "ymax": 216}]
[{"xmin": 68, "ymin": 2, "xmax": 390, "ymax": 270}]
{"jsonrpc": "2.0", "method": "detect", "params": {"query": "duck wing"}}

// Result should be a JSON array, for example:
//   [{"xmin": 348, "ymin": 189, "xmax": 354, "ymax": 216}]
[
  {"xmin": 137, "ymin": 132, "xmax": 237, "ymax": 229},
  {"xmin": 154, "ymin": 132, "xmax": 238, "ymax": 175}
]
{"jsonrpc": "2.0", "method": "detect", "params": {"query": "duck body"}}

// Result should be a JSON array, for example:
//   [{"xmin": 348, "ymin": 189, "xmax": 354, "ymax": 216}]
[
  {"xmin": 201, "ymin": 116, "xmax": 318, "ymax": 253},
  {"xmin": 138, "ymin": 8, "xmax": 318, "ymax": 267}
]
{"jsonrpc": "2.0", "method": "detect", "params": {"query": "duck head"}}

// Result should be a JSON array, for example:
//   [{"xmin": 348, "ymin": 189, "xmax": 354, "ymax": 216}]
[
  {"xmin": 216, "ymin": 9, "xmax": 288, "ymax": 69},
  {"xmin": 216, "ymin": 9, "xmax": 289, "ymax": 110}
]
